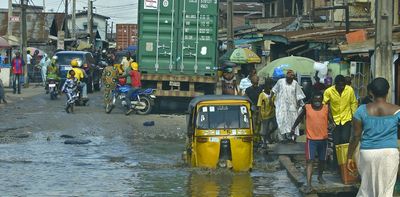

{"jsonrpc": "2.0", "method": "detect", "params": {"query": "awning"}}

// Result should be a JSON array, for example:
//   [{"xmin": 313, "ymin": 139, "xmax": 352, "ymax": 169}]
[
  {"xmin": 234, "ymin": 38, "xmax": 263, "ymax": 46},
  {"xmin": 339, "ymin": 32, "xmax": 400, "ymax": 54},
  {"xmin": 339, "ymin": 39, "xmax": 374, "ymax": 54}
]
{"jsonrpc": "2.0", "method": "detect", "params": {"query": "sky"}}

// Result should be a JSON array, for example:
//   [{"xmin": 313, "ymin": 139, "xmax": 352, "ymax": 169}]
[{"xmin": 0, "ymin": 0, "xmax": 138, "ymax": 24}]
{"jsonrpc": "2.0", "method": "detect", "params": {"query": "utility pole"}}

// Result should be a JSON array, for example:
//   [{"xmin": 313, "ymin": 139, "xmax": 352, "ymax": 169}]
[
  {"xmin": 21, "ymin": 0, "xmax": 28, "ymax": 86},
  {"xmin": 72, "ymin": 0, "xmax": 76, "ymax": 39},
  {"xmin": 330, "ymin": 0, "xmax": 335, "ymax": 28},
  {"xmin": 7, "ymin": 0, "xmax": 13, "ymax": 36},
  {"xmin": 110, "ymin": 21, "xmax": 113, "ymax": 40},
  {"xmin": 64, "ymin": 0, "xmax": 69, "ymax": 38},
  {"xmin": 226, "ymin": 0, "xmax": 234, "ymax": 50},
  {"xmin": 374, "ymin": 0, "xmax": 394, "ymax": 102},
  {"xmin": 42, "ymin": 0, "xmax": 45, "ymax": 12},
  {"xmin": 88, "ymin": 0, "xmax": 94, "ymax": 50},
  {"xmin": 105, "ymin": 20, "xmax": 108, "ymax": 41}
]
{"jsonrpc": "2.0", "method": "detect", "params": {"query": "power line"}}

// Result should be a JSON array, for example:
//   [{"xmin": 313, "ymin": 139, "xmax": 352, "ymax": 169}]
[
  {"xmin": 95, "ymin": 3, "xmax": 137, "ymax": 8},
  {"xmin": 56, "ymin": 0, "xmax": 64, "ymax": 13}
]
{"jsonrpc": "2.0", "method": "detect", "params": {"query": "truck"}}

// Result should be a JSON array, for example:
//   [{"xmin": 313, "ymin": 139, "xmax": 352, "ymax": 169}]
[{"xmin": 137, "ymin": 0, "xmax": 219, "ymax": 97}]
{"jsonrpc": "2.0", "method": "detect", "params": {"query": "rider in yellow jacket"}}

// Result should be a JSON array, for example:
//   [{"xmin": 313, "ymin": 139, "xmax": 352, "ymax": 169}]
[{"xmin": 66, "ymin": 59, "xmax": 88, "ymax": 99}]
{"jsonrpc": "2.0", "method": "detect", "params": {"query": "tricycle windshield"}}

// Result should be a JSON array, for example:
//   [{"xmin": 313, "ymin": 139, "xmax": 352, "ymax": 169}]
[{"xmin": 196, "ymin": 105, "xmax": 250, "ymax": 129}]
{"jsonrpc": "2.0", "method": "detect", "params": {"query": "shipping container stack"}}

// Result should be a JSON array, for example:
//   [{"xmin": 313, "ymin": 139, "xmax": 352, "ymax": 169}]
[{"xmin": 116, "ymin": 24, "xmax": 138, "ymax": 51}]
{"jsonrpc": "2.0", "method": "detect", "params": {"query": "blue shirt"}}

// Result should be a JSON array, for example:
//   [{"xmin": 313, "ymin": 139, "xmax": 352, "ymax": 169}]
[{"xmin": 354, "ymin": 104, "xmax": 400, "ymax": 149}]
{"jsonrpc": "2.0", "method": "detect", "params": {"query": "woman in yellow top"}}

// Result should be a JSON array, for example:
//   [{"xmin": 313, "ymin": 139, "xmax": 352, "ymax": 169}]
[{"xmin": 257, "ymin": 78, "xmax": 277, "ymax": 148}]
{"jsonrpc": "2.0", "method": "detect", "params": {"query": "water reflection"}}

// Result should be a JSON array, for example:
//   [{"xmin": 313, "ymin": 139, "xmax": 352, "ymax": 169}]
[{"xmin": 188, "ymin": 171, "xmax": 253, "ymax": 197}]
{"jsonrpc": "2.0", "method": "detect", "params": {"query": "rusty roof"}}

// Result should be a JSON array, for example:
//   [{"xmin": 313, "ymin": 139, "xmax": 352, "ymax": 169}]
[{"xmin": 0, "ymin": 11, "xmax": 67, "ymax": 43}]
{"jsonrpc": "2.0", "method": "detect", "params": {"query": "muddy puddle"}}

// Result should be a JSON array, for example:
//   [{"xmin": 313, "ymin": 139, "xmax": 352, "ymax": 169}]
[{"xmin": 0, "ymin": 131, "xmax": 300, "ymax": 196}]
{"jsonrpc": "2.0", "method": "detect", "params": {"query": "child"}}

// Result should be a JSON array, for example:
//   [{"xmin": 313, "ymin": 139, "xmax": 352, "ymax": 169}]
[
  {"xmin": 257, "ymin": 78, "xmax": 277, "ymax": 148},
  {"xmin": 62, "ymin": 70, "xmax": 78, "ymax": 113},
  {"xmin": 291, "ymin": 91, "xmax": 334, "ymax": 193}
]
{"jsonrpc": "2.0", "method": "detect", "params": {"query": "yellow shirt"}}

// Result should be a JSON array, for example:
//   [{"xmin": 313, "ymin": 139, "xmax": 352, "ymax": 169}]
[
  {"xmin": 67, "ymin": 67, "xmax": 84, "ymax": 82},
  {"xmin": 323, "ymin": 85, "xmax": 358, "ymax": 125},
  {"xmin": 257, "ymin": 91, "xmax": 275, "ymax": 120}
]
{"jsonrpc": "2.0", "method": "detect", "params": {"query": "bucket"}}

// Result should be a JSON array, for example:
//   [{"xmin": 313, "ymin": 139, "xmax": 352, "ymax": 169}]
[{"xmin": 336, "ymin": 143, "xmax": 359, "ymax": 184}]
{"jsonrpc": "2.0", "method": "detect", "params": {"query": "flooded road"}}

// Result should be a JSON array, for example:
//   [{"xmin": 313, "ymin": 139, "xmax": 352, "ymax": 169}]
[{"xmin": 0, "ymin": 88, "xmax": 300, "ymax": 196}]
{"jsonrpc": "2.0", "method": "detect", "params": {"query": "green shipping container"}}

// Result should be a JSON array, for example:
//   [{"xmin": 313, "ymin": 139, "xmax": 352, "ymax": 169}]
[{"xmin": 138, "ymin": 0, "xmax": 219, "ymax": 76}]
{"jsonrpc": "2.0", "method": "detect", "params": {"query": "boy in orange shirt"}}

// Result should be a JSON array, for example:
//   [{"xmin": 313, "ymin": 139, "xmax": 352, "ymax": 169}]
[{"xmin": 291, "ymin": 91, "xmax": 334, "ymax": 193}]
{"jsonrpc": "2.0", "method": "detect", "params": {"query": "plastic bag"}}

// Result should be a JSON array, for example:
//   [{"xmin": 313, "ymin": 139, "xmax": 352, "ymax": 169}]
[{"xmin": 272, "ymin": 67, "xmax": 285, "ymax": 79}]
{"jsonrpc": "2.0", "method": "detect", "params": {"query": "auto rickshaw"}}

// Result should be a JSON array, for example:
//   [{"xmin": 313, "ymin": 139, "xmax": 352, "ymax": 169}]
[{"xmin": 184, "ymin": 95, "xmax": 254, "ymax": 172}]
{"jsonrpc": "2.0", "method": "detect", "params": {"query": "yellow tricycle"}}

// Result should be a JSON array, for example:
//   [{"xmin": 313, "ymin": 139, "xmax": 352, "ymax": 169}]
[{"xmin": 183, "ymin": 95, "xmax": 254, "ymax": 172}]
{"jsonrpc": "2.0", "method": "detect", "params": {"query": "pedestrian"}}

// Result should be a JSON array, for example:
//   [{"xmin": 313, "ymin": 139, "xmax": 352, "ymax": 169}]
[
  {"xmin": 345, "ymin": 76, "xmax": 352, "ymax": 86},
  {"xmin": 124, "ymin": 62, "xmax": 142, "ymax": 115},
  {"xmin": 313, "ymin": 72, "xmax": 325, "ymax": 93},
  {"xmin": 0, "ymin": 68, "xmax": 7, "ymax": 104},
  {"xmin": 347, "ymin": 78, "xmax": 400, "ymax": 197},
  {"xmin": 239, "ymin": 68, "xmax": 256, "ymax": 95},
  {"xmin": 11, "ymin": 51, "xmax": 24, "ymax": 94},
  {"xmin": 120, "ymin": 52, "xmax": 132, "ymax": 73},
  {"xmin": 26, "ymin": 50, "xmax": 32, "ymax": 82},
  {"xmin": 360, "ymin": 83, "xmax": 373, "ymax": 105},
  {"xmin": 62, "ymin": 70, "xmax": 78, "ymax": 113},
  {"xmin": 221, "ymin": 66, "xmax": 238, "ymax": 95},
  {"xmin": 101, "ymin": 61, "xmax": 119, "ymax": 107},
  {"xmin": 244, "ymin": 75, "xmax": 263, "ymax": 138},
  {"xmin": 270, "ymin": 69, "xmax": 306, "ymax": 142},
  {"xmin": 257, "ymin": 78, "xmax": 277, "ymax": 147},
  {"xmin": 323, "ymin": 75, "xmax": 357, "ymax": 167},
  {"xmin": 245, "ymin": 75, "xmax": 262, "ymax": 106},
  {"xmin": 291, "ymin": 91, "xmax": 334, "ymax": 193},
  {"xmin": 39, "ymin": 54, "xmax": 50, "ymax": 86},
  {"xmin": 324, "ymin": 69, "xmax": 333, "ymax": 87}
]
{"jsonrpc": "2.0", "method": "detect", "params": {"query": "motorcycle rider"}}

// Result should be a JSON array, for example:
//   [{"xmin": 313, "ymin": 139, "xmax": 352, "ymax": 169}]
[
  {"xmin": 62, "ymin": 70, "xmax": 79, "ymax": 113},
  {"xmin": 67, "ymin": 59, "xmax": 88, "ymax": 100},
  {"xmin": 45, "ymin": 56, "xmax": 60, "ymax": 93},
  {"xmin": 124, "ymin": 61, "xmax": 142, "ymax": 115}
]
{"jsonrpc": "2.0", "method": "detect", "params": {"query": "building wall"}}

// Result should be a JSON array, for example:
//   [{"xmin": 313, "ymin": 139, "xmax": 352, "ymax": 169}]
[
  {"xmin": 116, "ymin": 24, "xmax": 138, "ymax": 50},
  {"xmin": 68, "ymin": 16, "xmax": 108, "ymax": 40},
  {"xmin": 0, "ymin": 11, "xmax": 48, "ymax": 43}
]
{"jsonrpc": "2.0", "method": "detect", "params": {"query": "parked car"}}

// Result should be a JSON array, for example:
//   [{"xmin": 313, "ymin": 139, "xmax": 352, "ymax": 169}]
[{"xmin": 55, "ymin": 51, "xmax": 101, "ymax": 93}]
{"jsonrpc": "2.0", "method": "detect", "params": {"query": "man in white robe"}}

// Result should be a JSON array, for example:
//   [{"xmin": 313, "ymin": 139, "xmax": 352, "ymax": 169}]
[{"xmin": 270, "ymin": 70, "xmax": 305, "ymax": 142}]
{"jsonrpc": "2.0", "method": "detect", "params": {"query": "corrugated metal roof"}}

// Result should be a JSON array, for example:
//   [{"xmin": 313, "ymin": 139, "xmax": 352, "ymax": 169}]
[
  {"xmin": 0, "ymin": 11, "xmax": 66, "ymax": 43},
  {"xmin": 0, "ymin": 11, "xmax": 48, "ymax": 43}
]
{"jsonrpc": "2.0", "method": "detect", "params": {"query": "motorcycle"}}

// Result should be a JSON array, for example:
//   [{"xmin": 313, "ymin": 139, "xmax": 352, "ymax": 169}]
[
  {"xmin": 65, "ymin": 88, "xmax": 79, "ymax": 113},
  {"xmin": 47, "ymin": 78, "xmax": 59, "ymax": 100},
  {"xmin": 74, "ymin": 85, "xmax": 89, "ymax": 106},
  {"xmin": 106, "ymin": 84, "xmax": 156, "ymax": 114}
]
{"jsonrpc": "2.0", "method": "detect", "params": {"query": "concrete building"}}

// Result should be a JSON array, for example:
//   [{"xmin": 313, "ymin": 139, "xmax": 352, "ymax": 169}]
[{"xmin": 67, "ymin": 11, "xmax": 110, "ymax": 42}]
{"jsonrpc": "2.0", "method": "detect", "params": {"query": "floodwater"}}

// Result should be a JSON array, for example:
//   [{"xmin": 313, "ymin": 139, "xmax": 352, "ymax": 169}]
[
  {"xmin": 0, "ymin": 132, "xmax": 300, "ymax": 196},
  {"xmin": 0, "ymin": 90, "xmax": 300, "ymax": 196}
]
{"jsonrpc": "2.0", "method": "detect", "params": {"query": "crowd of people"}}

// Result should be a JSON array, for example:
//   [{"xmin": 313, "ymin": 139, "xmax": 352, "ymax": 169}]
[
  {"xmin": 3, "ymin": 49, "xmax": 142, "ymax": 115},
  {"xmin": 220, "ymin": 65, "xmax": 400, "ymax": 195}
]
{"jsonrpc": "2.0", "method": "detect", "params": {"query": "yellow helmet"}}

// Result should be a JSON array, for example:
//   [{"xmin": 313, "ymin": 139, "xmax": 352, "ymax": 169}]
[
  {"xmin": 131, "ymin": 62, "xmax": 138, "ymax": 70},
  {"xmin": 71, "ymin": 59, "xmax": 79, "ymax": 67}
]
